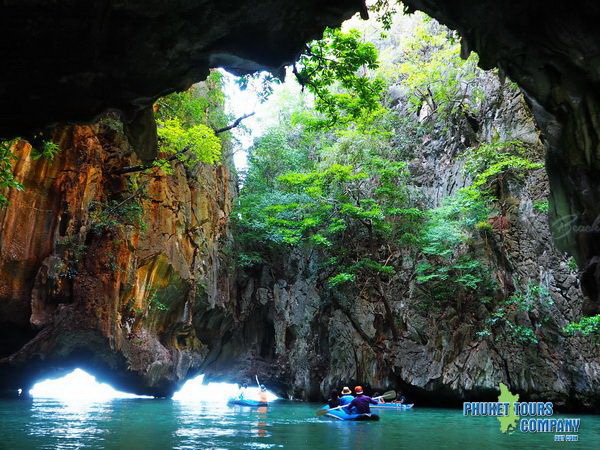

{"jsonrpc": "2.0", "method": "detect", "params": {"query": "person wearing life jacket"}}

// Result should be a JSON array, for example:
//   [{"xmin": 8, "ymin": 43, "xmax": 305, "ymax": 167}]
[
  {"xmin": 339, "ymin": 386, "xmax": 354, "ymax": 406},
  {"xmin": 347, "ymin": 386, "xmax": 378, "ymax": 415}
]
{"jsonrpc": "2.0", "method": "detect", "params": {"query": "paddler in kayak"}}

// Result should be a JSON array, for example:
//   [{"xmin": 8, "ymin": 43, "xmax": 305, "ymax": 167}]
[
  {"xmin": 339, "ymin": 386, "xmax": 354, "ymax": 406},
  {"xmin": 238, "ymin": 382, "xmax": 248, "ymax": 400},
  {"xmin": 390, "ymin": 391, "xmax": 406, "ymax": 404},
  {"xmin": 258, "ymin": 385, "xmax": 268, "ymax": 404},
  {"xmin": 327, "ymin": 389, "xmax": 341, "ymax": 408},
  {"xmin": 347, "ymin": 386, "xmax": 378, "ymax": 415}
]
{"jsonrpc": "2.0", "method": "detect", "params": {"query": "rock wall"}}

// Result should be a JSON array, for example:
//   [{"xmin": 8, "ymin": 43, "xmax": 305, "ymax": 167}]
[
  {"xmin": 0, "ymin": 117, "xmax": 235, "ymax": 396},
  {"xmin": 222, "ymin": 76, "xmax": 600, "ymax": 411},
  {"xmin": 400, "ymin": 0, "xmax": 600, "ymax": 315}
]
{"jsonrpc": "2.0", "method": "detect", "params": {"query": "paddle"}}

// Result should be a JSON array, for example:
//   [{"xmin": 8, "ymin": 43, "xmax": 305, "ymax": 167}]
[{"xmin": 315, "ymin": 390, "xmax": 397, "ymax": 416}]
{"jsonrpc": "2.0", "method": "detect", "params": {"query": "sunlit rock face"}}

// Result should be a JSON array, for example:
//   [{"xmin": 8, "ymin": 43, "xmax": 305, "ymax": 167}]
[
  {"xmin": 401, "ymin": 0, "xmax": 600, "ymax": 312},
  {"xmin": 227, "ymin": 75, "xmax": 600, "ymax": 411},
  {"xmin": 0, "ymin": 117, "xmax": 235, "ymax": 397},
  {"xmin": 0, "ymin": 0, "xmax": 365, "ymax": 138}
]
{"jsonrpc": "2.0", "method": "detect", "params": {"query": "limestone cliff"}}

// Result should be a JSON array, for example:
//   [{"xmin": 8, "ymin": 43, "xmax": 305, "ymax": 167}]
[
  {"xmin": 218, "ymin": 75, "xmax": 600, "ymax": 411},
  {"xmin": 0, "ymin": 117, "xmax": 234, "ymax": 396}
]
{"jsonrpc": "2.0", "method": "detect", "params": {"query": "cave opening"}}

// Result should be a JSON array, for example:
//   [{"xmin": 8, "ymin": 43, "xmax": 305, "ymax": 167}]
[
  {"xmin": 29, "ymin": 369, "xmax": 151, "ymax": 401},
  {"xmin": 0, "ymin": 6, "xmax": 599, "ymax": 448},
  {"xmin": 173, "ymin": 374, "xmax": 278, "ymax": 403}
]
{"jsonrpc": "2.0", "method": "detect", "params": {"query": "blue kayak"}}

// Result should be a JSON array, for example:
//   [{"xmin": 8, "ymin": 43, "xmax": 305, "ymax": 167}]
[
  {"xmin": 322, "ymin": 405, "xmax": 380, "ymax": 421},
  {"xmin": 371, "ymin": 403, "xmax": 414, "ymax": 410},
  {"xmin": 227, "ymin": 399, "xmax": 268, "ymax": 407}
]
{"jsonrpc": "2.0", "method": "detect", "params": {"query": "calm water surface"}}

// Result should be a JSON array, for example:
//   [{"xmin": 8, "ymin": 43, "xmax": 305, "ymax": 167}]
[{"xmin": 0, "ymin": 399, "xmax": 598, "ymax": 449}]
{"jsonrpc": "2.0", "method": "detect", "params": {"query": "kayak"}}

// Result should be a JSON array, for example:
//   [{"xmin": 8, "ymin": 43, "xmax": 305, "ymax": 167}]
[
  {"xmin": 227, "ymin": 399, "xmax": 268, "ymax": 407},
  {"xmin": 322, "ymin": 405, "xmax": 380, "ymax": 421},
  {"xmin": 371, "ymin": 403, "xmax": 414, "ymax": 410}
]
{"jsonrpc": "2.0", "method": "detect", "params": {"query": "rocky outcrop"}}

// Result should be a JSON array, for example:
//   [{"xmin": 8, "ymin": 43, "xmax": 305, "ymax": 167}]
[
  {"xmin": 0, "ymin": 0, "xmax": 365, "ymax": 139},
  {"xmin": 0, "ymin": 117, "xmax": 235, "ymax": 396},
  {"xmin": 219, "ymin": 75, "xmax": 600, "ymax": 411},
  {"xmin": 400, "ymin": 0, "xmax": 600, "ymax": 313}
]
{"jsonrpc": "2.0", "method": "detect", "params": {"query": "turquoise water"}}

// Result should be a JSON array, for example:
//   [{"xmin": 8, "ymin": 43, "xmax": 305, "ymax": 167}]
[{"xmin": 0, "ymin": 399, "xmax": 598, "ymax": 449}]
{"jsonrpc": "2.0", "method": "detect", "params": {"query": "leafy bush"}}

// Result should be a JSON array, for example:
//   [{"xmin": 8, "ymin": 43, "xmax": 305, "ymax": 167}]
[
  {"xmin": 462, "ymin": 139, "xmax": 543, "ymax": 203},
  {"xmin": 156, "ymin": 119, "xmax": 221, "ymax": 170},
  {"xmin": 414, "ymin": 192, "xmax": 495, "ymax": 306},
  {"xmin": 397, "ymin": 18, "xmax": 484, "ymax": 120},
  {"xmin": 564, "ymin": 314, "xmax": 600, "ymax": 337}
]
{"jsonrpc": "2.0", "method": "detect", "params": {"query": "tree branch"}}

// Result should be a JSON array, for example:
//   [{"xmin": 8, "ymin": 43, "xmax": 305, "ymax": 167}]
[
  {"xmin": 112, "ymin": 112, "xmax": 255, "ymax": 176},
  {"xmin": 214, "ymin": 112, "xmax": 255, "ymax": 134}
]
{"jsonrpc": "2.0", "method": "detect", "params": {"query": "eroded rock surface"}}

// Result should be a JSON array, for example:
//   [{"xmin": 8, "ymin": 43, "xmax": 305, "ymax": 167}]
[
  {"xmin": 0, "ymin": 118, "xmax": 234, "ymax": 396},
  {"xmin": 401, "ymin": 0, "xmax": 600, "ymax": 312}
]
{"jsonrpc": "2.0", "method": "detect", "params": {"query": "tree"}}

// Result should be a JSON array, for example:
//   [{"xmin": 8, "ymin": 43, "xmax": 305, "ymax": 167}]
[{"xmin": 294, "ymin": 28, "xmax": 386, "ymax": 128}]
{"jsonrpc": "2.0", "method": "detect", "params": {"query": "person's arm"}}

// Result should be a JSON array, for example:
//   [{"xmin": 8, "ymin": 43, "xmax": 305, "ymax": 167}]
[
  {"xmin": 369, "ymin": 397, "xmax": 379, "ymax": 405},
  {"xmin": 347, "ymin": 399, "xmax": 357, "ymax": 413}
]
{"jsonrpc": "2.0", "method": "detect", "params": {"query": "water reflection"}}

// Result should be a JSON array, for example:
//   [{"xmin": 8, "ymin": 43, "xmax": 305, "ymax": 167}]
[
  {"xmin": 28, "ymin": 399, "xmax": 110, "ymax": 446},
  {"xmin": 0, "ymin": 399, "xmax": 597, "ymax": 449},
  {"xmin": 257, "ymin": 406, "xmax": 269, "ymax": 438}
]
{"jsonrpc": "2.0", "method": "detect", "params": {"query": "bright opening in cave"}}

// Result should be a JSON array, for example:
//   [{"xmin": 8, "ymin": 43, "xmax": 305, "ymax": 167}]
[
  {"xmin": 173, "ymin": 374, "xmax": 278, "ymax": 403},
  {"xmin": 29, "ymin": 369, "xmax": 150, "ymax": 401}
]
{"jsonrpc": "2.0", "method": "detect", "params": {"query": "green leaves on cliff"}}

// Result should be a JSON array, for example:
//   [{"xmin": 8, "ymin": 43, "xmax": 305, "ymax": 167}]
[
  {"xmin": 156, "ymin": 119, "xmax": 221, "ymax": 170},
  {"xmin": 462, "ymin": 139, "xmax": 543, "ymax": 202},
  {"xmin": 564, "ymin": 314, "xmax": 600, "ymax": 337},
  {"xmin": 152, "ymin": 71, "xmax": 226, "ymax": 173},
  {"xmin": 396, "ymin": 19, "xmax": 484, "ymax": 120},
  {"xmin": 1, "ymin": 138, "xmax": 61, "ymax": 207},
  {"xmin": 415, "ymin": 139, "xmax": 543, "ymax": 307},
  {"xmin": 415, "ymin": 194, "xmax": 494, "ymax": 305},
  {"xmin": 0, "ymin": 139, "xmax": 23, "ymax": 206}
]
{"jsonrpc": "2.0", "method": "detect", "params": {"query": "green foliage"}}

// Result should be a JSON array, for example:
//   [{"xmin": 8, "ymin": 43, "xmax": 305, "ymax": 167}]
[
  {"xmin": 297, "ymin": 28, "xmax": 386, "ymax": 127},
  {"xmin": 462, "ymin": 139, "xmax": 543, "ymax": 202},
  {"xmin": 370, "ymin": 0, "xmax": 400, "ymax": 30},
  {"xmin": 397, "ymin": 18, "xmax": 484, "ymax": 120},
  {"xmin": 533, "ymin": 199, "xmax": 549, "ymax": 213},
  {"xmin": 328, "ymin": 272, "xmax": 356, "ymax": 287},
  {"xmin": 235, "ymin": 110, "xmax": 422, "ymax": 284},
  {"xmin": 567, "ymin": 257, "xmax": 578, "ymax": 272},
  {"xmin": 564, "ymin": 314, "xmax": 600, "ymax": 337},
  {"xmin": 156, "ymin": 119, "xmax": 221, "ymax": 170},
  {"xmin": 236, "ymin": 72, "xmax": 281, "ymax": 103},
  {"xmin": 90, "ymin": 198, "xmax": 146, "ymax": 234},
  {"xmin": 156, "ymin": 71, "xmax": 229, "ymax": 130},
  {"xmin": 506, "ymin": 322, "xmax": 539, "ymax": 345},
  {"xmin": 32, "ymin": 140, "xmax": 60, "ymax": 160},
  {"xmin": 153, "ymin": 71, "xmax": 227, "ymax": 173},
  {"xmin": 147, "ymin": 288, "xmax": 169, "ymax": 312},
  {"xmin": 0, "ymin": 139, "xmax": 23, "ymax": 206},
  {"xmin": 477, "ymin": 281, "xmax": 552, "ymax": 345},
  {"xmin": 414, "ymin": 187, "xmax": 505, "ymax": 308}
]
